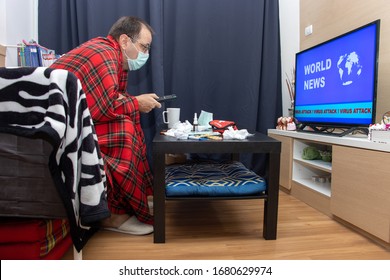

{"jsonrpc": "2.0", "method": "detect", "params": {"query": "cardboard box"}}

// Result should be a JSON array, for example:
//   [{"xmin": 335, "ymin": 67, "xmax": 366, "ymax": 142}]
[
  {"xmin": 165, "ymin": 153, "xmax": 187, "ymax": 165},
  {"xmin": 0, "ymin": 44, "xmax": 6, "ymax": 67}
]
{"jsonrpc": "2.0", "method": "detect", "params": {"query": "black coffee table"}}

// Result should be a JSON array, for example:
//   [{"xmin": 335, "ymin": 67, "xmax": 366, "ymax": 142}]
[{"xmin": 152, "ymin": 132, "xmax": 281, "ymax": 243}]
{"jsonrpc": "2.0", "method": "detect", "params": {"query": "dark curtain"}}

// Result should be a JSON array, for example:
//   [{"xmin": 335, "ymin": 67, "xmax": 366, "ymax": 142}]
[{"xmin": 38, "ymin": 0, "xmax": 282, "ymax": 172}]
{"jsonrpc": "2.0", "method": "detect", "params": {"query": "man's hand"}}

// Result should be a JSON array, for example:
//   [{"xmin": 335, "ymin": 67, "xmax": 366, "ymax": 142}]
[{"xmin": 135, "ymin": 93, "xmax": 162, "ymax": 113}]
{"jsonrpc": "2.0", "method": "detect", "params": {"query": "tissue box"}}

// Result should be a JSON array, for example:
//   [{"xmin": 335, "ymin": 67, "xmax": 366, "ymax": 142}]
[
  {"xmin": 0, "ymin": 44, "xmax": 6, "ymax": 67},
  {"xmin": 369, "ymin": 130, "xmax": 390, "ymax": 144}
]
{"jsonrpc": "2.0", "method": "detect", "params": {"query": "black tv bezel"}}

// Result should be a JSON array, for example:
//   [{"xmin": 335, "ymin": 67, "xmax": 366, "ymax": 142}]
[{"xmin": 293, "ymin": 19, "xmax": 381, "ymax": 132}]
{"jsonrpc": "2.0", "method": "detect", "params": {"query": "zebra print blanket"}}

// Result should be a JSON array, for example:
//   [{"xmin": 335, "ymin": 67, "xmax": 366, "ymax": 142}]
[{"xmin": 0, "ymin": 67, "xmax": 110, "ymax": 252}]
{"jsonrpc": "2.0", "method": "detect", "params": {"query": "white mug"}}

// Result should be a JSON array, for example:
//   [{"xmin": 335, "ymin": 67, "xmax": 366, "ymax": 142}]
[{"xmin": 162, "ymin": 108, "xmax": 180, "ymax": 128}]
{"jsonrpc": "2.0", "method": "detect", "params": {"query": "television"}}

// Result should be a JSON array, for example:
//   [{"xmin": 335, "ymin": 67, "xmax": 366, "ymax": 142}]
[{"xmin": 293, "ymin": 20, "xmax": 380, "ymax": 137}]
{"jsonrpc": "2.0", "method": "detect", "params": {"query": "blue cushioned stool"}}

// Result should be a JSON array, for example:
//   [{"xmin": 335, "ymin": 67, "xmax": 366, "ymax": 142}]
[{"xmin": 165, "ymin": 161, "xmax": 267, "ymax": 197}]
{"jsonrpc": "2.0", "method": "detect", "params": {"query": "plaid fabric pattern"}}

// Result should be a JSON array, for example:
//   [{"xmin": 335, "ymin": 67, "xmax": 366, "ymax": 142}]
[
  {"xmin": 51, "ymin": 36, "xmax": 153, "ymax": 224},
  {"xmin": 0, "ymin": 218, "xmax": 71, "ymax": 259},
  {"xmin": 40, "ymin": 219, "xmax": 70, "ymax": 257}
]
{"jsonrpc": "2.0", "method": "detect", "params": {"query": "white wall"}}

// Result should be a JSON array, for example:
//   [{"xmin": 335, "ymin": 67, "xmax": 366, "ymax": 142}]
[
  {"xmin": 279, "ymin": 0, "xmax": 300, "ymax": 116},
  {"xmin": 0, "ymin": 0, "xmax": 6, "ymax": 44},
  {"xmin": 0, "ymin": 0, "xmax": 300, "ymax": 116},
  {"xmin": 0, "ymin": 0, "xmax": 38, "ymax": 66}
]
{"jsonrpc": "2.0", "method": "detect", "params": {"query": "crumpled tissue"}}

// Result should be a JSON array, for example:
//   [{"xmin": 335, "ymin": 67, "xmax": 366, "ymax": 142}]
[
  {"xmin": 164, "ymin": 121, "xmax": 193, "ymax": 139},
  {"xmin": 223, "ymin": 127, "xmax": 253, "ymax": 140}
]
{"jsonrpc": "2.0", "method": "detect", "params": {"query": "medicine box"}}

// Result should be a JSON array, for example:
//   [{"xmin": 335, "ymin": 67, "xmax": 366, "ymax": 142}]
[{"xmin": 370, "ymin": 130, "xmax": 390, "ymax": 144}]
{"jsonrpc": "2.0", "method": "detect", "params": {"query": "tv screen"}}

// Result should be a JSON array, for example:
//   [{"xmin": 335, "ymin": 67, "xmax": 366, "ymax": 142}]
[{"xmin": 293, "ymin": 20, "xmax": 380, "ymax": 135}]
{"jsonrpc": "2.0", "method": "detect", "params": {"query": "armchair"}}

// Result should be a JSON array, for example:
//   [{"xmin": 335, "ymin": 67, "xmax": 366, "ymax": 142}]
[{"xmin": 0, "ymin": 67, "xmax": 110, "ymax": 258}]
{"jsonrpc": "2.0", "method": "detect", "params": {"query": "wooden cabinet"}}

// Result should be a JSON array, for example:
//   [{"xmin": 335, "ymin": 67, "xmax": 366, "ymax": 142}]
[
  {"xmin": 331, "ymin": 146, "xmax": 390, "ymax": 242},
  {"xmin": 268, "ymin": 134, "xmax": 292, "ymax": 191},
  {"xmin": 268, "ymin": 129, "xmax": 390, "ymax": 244}
]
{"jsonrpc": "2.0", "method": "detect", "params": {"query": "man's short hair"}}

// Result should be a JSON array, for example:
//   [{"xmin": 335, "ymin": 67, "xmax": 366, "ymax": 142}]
[{"xmin": 108, "ymin": 16, "xmax": 154, "ymax": 41}]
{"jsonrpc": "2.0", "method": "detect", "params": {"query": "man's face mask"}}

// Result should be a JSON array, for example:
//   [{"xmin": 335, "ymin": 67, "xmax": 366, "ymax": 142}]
[{"xmin": 124, "ymin": 37, "xmax": 149, "ymax": 71}]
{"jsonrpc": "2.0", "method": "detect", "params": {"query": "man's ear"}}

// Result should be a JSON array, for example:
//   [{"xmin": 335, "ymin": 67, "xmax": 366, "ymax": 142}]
[{"xmin": 119, "ymin": 34, "xmax": 129, "ymax": 49}]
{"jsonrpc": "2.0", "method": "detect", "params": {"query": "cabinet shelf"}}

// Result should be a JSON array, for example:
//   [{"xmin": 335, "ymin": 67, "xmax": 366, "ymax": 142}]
[
  {"xmin": 292, "ymin": 160, "xmax": 331, "ymax": 197},
  {"xmin": 292, "ymin": 139, "xmax": 332, "ymax": 197},
  {"xmin": 292, "ymin": 178, "xmax": 331, "ymax": 197},
  {"xmin": 293, "ymin": 158, "xmax": 332, "ymax": 172}
]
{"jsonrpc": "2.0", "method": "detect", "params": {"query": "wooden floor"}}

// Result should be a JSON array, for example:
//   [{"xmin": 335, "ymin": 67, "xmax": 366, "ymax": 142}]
[{"xmin": 63, "ymin": 191, "xmax": 390, "ymax": 260}]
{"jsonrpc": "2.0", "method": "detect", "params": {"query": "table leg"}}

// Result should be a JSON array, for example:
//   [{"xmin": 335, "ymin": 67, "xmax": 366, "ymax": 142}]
[
  {"xmin": 153, "ymin": 152, "xmax": 166, "ymax": 243},
  {"xmin": 263, "ymin": 152, "xmax": 280, "ymax": 240}
]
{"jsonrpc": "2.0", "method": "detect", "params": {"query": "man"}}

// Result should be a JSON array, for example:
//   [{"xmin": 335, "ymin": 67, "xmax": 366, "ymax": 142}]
[{"xmin": 51, "ymin": 16, "xmax": 161, "ymax": 235}]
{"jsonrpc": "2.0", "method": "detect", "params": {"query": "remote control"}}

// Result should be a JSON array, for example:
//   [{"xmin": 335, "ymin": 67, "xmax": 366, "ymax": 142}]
[{"xmin": 156, "ymin": 94, "xmax": 177, "ymax": 102}]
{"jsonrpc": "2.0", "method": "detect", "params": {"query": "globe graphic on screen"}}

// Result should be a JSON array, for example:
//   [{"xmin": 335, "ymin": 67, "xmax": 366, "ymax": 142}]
[{"xmin": 337, "ymin": 51, "xmax": 363, "ymax": 86}]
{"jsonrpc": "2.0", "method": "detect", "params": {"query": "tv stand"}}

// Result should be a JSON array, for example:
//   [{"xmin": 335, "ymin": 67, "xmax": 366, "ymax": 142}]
[
  {"xmin": 297, "ymin": 125, "xmax": 369, "ymax": 137},
  {"xmin": 268, "ymin": 129, "xmax": 390, "ymax": 248}
]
